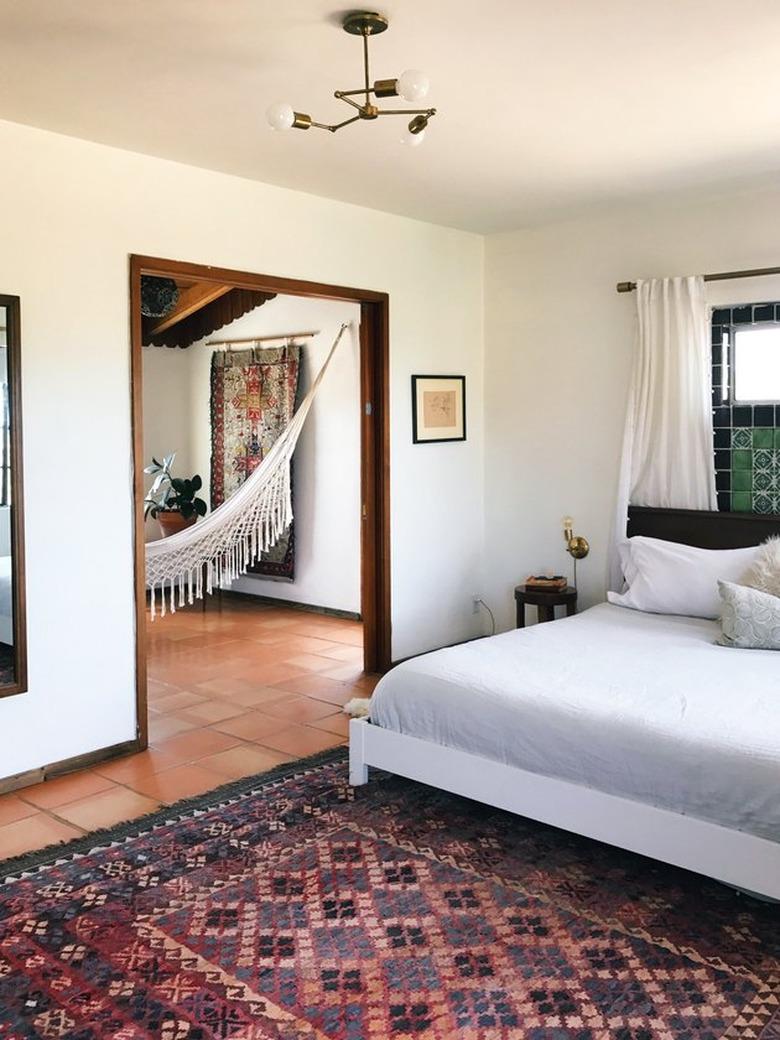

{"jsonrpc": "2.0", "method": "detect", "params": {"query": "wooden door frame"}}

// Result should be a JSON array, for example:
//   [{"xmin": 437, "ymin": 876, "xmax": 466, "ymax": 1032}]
[
  {"xmin": 0, "ymin": 294, "xmax": 27, "ymax": 699},
  {"xmin": 130, "ymin": 255, "xmax": 391, "ymax": 749}
]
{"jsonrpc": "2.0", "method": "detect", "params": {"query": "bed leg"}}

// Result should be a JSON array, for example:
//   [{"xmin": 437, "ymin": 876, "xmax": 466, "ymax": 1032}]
[{"xmin": 349, "ymin": 718, "xmax": 369, "ymax": 786}]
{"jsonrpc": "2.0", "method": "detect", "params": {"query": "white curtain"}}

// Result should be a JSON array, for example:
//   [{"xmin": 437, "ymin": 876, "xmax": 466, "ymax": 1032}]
[{"xmin": 609, "ymin": 276, "xmax": 717, "ymax": 590}]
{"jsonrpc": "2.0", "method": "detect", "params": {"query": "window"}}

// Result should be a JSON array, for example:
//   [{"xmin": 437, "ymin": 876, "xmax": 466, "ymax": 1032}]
[
  {"xmin": 711, "ymin": 304, "xmax": 780, "ymax": 515},
  {"xmin": 732, "ymin": 325, "xmax": 780, "ymax": 403}
]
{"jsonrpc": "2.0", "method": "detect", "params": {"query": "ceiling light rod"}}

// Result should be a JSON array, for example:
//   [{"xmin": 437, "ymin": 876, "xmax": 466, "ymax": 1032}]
[{"xmin": 267, "ymin": 11, "xmax": 437, "ymax": 145}]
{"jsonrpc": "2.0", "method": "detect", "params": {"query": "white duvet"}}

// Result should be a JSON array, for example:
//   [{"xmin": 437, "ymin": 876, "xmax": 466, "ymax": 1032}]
[{"xmin": 371, "ymin": 604, "xmax": 780, "ymax": 842}]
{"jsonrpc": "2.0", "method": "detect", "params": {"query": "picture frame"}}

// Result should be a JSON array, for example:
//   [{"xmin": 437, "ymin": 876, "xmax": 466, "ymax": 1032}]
[{"xmin": 411, "ymin": 374, "xmax": 466, "ymax": 444}]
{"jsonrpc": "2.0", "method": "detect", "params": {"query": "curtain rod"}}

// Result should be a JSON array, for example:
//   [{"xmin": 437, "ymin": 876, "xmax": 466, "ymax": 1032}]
[
  {"xmin": 616, "ymin": 265, "xmax": 780, "ymax": 294},
  {"xmin": 206, "ymin": 330, "xmax": 319, "ymax": 348}
]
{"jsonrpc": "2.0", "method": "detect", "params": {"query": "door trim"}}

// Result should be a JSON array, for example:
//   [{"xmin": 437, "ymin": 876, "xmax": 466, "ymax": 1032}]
[
  {"xmin": 0, "ymin": 295, "xmax": 27, "ymax": 698},
  {"xmin": 129, "ymin": 256, "xmax": 391, "ymax": 749}
]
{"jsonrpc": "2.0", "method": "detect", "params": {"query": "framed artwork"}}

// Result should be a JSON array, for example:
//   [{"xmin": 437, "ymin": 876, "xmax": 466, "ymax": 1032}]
[{"xmin": 411, "ymin": 374, "xmax": 466, "ymax": 443}]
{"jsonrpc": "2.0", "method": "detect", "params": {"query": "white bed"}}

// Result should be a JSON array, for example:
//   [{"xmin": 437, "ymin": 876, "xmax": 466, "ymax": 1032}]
[{"xmin": 350, "ymin": 602, "xmax": 780, "ymax": 899}]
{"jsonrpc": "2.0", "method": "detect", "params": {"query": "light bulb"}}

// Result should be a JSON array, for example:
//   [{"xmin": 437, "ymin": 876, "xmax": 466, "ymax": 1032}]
[
  {"xmin": 397, "ymin": 69, "xmax": 429, "ymax": 102},
  {"xmin": 401, "ymin": 127, "xmax": 426, "ymax": 147},
  {"xmin": 266, "ymin": 102, "xmax": 295, "ymax": 131},
  {"xmin": 562, "ymin": 516, "xmax": 574, "ymax": 531}
]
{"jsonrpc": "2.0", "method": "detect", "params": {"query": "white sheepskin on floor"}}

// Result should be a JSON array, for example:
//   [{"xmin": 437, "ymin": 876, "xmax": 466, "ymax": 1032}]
[
  {"xmin": 741, "ymin": 536, "xmax": 780, "ymax": 597},
  {"xmin": 343, "ymin": 697, "xmax": 372, "ymax": 718}
]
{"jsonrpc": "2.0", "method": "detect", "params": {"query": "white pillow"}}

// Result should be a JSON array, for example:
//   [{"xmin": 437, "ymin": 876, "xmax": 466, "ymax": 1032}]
[{"xmin": 607, "ymin": 536, "xmax": 761, "ymax": 619}]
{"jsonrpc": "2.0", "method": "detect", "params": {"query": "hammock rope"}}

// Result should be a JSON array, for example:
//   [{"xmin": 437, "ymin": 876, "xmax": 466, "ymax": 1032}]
[{"xmin": 145, "ymin": 322, "xmax": 349, "ymax": 617}]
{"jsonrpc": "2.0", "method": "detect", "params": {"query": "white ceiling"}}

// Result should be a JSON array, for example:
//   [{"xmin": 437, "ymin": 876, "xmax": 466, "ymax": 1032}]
[{"xmin": 2, "ymin": 0, "xmax": 780, "ymax": 232}]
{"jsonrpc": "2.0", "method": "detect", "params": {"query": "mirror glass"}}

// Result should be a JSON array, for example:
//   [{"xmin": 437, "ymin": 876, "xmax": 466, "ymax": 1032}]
[{"xmin": 0, "ymin": 298, "xmax": 26, "ymax": 695}]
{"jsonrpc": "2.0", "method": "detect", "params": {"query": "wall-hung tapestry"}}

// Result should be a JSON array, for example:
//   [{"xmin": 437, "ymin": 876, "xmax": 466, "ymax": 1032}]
[
  {"xmin": 211, "ymin": 345, "xmax": 301, "ymax": 579},
  {"xmin": 411, "ymin": 374, "xmax": 466, "ymax": 443}
]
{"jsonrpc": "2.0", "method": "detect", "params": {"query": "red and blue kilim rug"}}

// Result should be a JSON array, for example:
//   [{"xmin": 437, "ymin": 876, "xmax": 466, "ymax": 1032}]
[{"xmin": 1, "ymin": 748, "xmax": 779, "ymax": 1039}]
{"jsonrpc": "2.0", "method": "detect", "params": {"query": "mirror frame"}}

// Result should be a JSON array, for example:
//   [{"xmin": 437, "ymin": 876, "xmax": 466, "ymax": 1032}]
[{"xmin": 0, "ymin": 294, "xmax": 27, "ymax": 697}]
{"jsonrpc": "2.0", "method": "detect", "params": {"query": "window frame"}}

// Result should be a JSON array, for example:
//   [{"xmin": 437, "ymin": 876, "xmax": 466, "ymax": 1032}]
[{"xmin": 727, "ymin": 320, "xmax": 780, "ymax": 407}]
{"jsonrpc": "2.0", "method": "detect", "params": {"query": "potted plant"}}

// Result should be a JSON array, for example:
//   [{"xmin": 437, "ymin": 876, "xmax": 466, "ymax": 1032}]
[{"xmin": 144, "ymin": 453, "xmax": 207, "ymax": 538}]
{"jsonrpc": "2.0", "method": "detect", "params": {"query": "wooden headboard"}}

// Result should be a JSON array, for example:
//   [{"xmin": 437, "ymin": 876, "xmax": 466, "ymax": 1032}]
[{"xmin": 627, "ymin": 506, "xmax": 780, "ymax": 549}]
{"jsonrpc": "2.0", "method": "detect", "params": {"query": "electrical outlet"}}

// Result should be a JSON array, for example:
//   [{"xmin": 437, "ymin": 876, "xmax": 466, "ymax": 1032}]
[{"xmin": 471, "ymin": 594, "xmax": 481, "ymax": 615}]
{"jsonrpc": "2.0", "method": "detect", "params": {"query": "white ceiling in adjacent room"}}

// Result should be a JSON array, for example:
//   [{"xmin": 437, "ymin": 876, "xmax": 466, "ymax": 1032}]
[{"xmin": 2, "ymin": 0, "xmax": 780, "ymax": 232}]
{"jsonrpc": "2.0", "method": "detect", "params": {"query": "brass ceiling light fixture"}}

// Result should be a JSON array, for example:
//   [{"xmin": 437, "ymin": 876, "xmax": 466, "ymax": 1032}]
[{"xmin": 266, "ymin": 11, "xmax": 437, "ymax": 146}]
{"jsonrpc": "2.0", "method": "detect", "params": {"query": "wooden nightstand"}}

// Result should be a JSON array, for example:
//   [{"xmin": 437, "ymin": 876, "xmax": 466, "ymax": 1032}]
[{"xmin": 514, "ymin": 585, "xmax": 577, "ymax": 628}]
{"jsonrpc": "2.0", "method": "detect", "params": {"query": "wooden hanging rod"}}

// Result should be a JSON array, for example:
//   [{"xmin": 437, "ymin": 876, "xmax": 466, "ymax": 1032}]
[
  {"xmin": 206, "ymin": 330, "xmax": 320, "ymax": 348},
  {"xmin": 616, "ymin": 265, "xmax": 780, "ymax": 294}
]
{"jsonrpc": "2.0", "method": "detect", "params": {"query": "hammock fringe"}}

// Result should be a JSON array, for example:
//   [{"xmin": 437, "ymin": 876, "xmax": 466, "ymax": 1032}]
[{"xmin": 145, "ymin": 323, "xmax": 349, "ymax": 619}]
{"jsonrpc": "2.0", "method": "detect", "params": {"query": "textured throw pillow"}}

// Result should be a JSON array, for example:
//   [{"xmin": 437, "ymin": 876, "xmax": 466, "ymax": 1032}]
[
  {"xmin": 717, "ymin": 580, "xmax": 780, "ymax": 650},
  {"xmin": 740, "ymin": 536, "xmax": 780, "ymax": 598}
]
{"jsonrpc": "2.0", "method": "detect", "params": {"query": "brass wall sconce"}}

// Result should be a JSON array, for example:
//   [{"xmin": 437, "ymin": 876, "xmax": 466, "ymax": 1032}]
[
  {"xmin": 563, "ymin": 516, "xmax": 590, "ymax": 587},
  {"xmin": 563, "ymin": 516, "xmax": 590, "ymax": 560},
  {"xmin": 266, "ymin": 11, "xmax": 438, "ymax": 146}
]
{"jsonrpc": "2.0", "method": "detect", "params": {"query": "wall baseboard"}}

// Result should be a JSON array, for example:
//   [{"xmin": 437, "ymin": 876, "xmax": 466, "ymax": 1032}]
[
  {"xmin": 391, "ymin": 631, "xmax": 489, "ymax": 668},
  {"xmin": 0, "ymin": 738, "xmax": 141, "ymax": 796},
  {"xmin": 215, "ymin": 587, "xmax": 361, "ymax": 622}
]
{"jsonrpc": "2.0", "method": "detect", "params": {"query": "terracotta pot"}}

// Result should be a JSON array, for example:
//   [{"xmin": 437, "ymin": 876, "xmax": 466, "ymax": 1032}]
[{"xmin": 157, "ymin": 510, "xmax": 197, "ymax": 538}]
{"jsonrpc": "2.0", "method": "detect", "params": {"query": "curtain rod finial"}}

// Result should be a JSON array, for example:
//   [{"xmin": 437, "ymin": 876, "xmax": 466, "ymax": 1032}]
[{"xmin": 616, "ymin": 281, "xmax": 637, "ymax": 294}]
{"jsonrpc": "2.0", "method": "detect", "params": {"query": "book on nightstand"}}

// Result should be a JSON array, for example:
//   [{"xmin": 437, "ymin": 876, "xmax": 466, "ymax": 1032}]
[{"xmin": 524, "ymin": 575, "xmax": 568, "ymax": 591}]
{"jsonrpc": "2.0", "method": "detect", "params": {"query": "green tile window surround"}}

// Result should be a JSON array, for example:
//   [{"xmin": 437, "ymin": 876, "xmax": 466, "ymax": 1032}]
[{"xmin": 711, "ymin": 304, "xmax": 780, "ymax": 514}]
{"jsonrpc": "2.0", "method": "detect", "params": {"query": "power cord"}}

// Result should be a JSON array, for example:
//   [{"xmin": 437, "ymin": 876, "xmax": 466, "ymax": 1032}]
[{"xmin": 476, "ymin": 598, "xmax": 496, "ymax": 636}]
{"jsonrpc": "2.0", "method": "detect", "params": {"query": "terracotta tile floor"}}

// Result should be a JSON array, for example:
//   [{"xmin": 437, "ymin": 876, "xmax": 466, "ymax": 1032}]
[{"xmin": 0, "ymin": 597, "xmax": 375, "ymax": 862}]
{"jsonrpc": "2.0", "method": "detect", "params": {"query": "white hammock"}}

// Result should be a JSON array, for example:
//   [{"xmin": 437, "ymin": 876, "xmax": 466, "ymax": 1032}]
[{"xmin": 145, "ymin": 322, "xmax": 349, "ymax": 617}]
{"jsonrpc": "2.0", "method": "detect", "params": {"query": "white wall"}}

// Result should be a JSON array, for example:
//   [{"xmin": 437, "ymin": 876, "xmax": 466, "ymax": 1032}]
[
  {"xmin": 0, "ymin": 118, "xmax": 483, "ymax": 779},
  {"xmin": 142, "ymin": 347, "xmax": 194, "ymax": 543},
  {"xmin": 202, "ymin": 298, "xmax": 361, "ymax": 614},
  {"xmin": 484, "ymin": 185, "xmax": 780, "ymax": 630},
  {"xmin": 144, "ymin": 295, "xmax": 362, "ymax": 613}
]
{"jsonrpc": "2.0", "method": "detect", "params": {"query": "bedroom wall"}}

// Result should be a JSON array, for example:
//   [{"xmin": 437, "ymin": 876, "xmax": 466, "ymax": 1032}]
[
  {"xmin": 483, "ymin": 185, "xmax": 780, "ymax": 630},
  {"xmin": 142, "ymin": 347, "xmax": 194, "ymax": 544},
  {"xmin": 0, "ymin": 117, "xmax": 483, "ymax": 779},
  {"xmin": 185, "ymin": 295, "xmax": 362, "ymax": 615}
]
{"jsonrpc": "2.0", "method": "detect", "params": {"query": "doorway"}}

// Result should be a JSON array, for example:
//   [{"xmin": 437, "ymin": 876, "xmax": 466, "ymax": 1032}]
[{"xmin": 130, "ymin": 256, "xmax": 391, "ymax": 749}]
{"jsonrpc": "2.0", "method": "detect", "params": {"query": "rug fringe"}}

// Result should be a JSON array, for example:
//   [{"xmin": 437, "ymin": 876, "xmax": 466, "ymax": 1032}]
[{"xmin": 0, "ymin": 746, "xmax": 348, "ymax": 883}]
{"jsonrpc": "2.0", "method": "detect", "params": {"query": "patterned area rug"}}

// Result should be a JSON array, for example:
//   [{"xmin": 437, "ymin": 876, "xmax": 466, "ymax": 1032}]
[{"xmin": 1, "ymin": 749, "xmax": 779, "ymax": 1039}]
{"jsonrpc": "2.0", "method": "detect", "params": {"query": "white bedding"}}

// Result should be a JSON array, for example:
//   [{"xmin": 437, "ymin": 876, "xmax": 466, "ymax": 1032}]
[{"xmin": 371, "ymin": 604, "xmax": 780, "ymax": 842}]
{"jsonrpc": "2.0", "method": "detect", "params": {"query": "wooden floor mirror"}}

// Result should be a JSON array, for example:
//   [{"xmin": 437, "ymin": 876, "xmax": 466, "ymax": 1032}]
[{"xmin": 0, "ymin": 294, "xmax": 27, "ymax": 697}]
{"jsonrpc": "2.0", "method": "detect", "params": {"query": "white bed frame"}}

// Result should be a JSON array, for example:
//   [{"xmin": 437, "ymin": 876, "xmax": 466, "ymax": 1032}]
[{"xmin": 349, "ymin": 716, "xmax": 780, "ymax": 901}]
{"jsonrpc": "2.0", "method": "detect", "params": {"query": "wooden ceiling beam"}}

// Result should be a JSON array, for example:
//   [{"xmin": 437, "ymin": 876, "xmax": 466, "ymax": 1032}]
[{"xmin": 149, "ymin": 281, "xmax": 232, "ymax": 334}]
